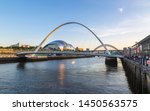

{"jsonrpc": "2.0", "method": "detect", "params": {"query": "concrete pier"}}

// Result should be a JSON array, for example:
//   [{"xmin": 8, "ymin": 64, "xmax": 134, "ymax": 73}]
[
  {"xmin": 122, "ymin": 58, "xmax": 150, "ymax": 93},
  {"xmin": 105, "ymin": 57, "xmax": 117, "ymax": 66}
]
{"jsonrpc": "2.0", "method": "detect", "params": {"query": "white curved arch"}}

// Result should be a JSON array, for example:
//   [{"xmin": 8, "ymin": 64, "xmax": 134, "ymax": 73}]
[
  {"xmin": 35, "ymin": 22, "xmax": 110, "ymax": 55},
  {"xmin": 93, "ymin": 44, "xmax": 121, "ymax": 54}
]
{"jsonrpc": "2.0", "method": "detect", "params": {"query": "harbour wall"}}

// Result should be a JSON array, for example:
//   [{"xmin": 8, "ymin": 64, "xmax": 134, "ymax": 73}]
[{"xmin": 122, "ymin": 58, "xmax": 150, "ymax": 93}]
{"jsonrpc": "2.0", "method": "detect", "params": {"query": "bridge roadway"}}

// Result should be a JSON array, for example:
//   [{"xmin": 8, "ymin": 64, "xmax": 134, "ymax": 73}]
[{"xmin": 17, "ymin": 51, "xmax": 124, "ymax": 58}]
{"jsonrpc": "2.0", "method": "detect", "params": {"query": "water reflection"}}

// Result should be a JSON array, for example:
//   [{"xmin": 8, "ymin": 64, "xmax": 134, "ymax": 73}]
[
  {"xmin": 59, "ymin": 63, "xmax": 65, "ymax": 87},
  {"xmin": 17, "ymin": 62, "xmax": 26, "ymax": 70},
  {"xmin": 105, "ymin": 65, "xmax": 118, "ymax": 72}
]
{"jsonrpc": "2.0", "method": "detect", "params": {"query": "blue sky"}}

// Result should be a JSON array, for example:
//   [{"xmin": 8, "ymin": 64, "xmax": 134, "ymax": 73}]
[{"xmin": 0, "ymin": 0, "xmax": 150, "ymax": 49}]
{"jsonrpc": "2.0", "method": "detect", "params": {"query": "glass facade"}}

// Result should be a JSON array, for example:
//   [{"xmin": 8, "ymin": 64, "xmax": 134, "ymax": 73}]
[{"xmin": 44, "ymin": 40, "xmax": 75, "ymax": 51}]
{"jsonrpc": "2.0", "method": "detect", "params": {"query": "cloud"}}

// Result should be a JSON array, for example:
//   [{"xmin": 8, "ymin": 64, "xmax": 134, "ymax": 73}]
[
  {"xmin": 102, "ymin": 15, "xmax": 150, "ymax": 36},
  {"xmin": 93, "ymin": 15, "xmax": 150, "ymax": 49},
  {"xmin": 135, "ymin": 0, "xmax": 150, "ymax": 7}
]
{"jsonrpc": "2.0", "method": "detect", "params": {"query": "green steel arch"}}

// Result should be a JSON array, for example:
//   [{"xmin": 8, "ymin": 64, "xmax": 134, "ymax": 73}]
[{"xmin": 35, "ymin": 22, "xmax": 110, "ymax": 55}]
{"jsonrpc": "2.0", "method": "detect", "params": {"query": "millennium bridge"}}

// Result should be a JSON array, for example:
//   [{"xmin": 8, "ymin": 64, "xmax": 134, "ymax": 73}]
[{"xmin": 17, "ymin": 22, "xmax": 123, "ymax": 66}]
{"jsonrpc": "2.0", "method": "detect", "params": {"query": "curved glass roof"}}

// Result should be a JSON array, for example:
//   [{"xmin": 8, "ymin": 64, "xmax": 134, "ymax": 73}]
[
  {"xmin": 49, "ymin": 40, "xmax": 68, "ymax": 46},
  {"xmin": 44, "ymin": 40, "xmax": 75, "ymax": 50}
]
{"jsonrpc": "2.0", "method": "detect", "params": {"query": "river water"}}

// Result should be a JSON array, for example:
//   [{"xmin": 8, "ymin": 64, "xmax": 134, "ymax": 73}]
[{"xmin": 0, "ymin": 57, "xmax": 132, "ymax": 94}]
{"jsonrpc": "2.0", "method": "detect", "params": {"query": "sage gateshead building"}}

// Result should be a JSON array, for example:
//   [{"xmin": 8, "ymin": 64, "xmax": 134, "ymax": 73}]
[{"xmin": 43, "ymin": 40, "xmax": 75, "ymax": 51}]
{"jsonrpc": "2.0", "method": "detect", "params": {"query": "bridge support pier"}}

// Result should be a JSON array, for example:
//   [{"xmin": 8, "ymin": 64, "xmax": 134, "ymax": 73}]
[
  {"xmin": 105, "ymin": 57, "xmax": 117, "ymax": 66},
  {"xmin": 18, "ymin": 57, "xmax": 27, "ymax": 62}
]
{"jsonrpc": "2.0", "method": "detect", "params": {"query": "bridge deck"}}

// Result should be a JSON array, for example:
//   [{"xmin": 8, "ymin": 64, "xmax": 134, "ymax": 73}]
[{"xmin": 17, "ymin": 51, "xmax": 124, "ymax": 58}]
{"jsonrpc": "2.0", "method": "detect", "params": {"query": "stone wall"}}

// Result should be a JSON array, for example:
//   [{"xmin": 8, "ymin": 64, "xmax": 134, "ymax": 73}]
[{"xmin": 122, "ymin": 58, "xmax": 150, "ymax": 94}]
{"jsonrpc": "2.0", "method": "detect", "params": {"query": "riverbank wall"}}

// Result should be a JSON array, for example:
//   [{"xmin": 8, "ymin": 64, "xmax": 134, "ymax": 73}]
[
  {"xmin": 122, "ymin": 58, "xmax": 150, "ymax": 93},
  {"xmin": 0, "ymin": 55, "xmax": 94, "ymax": 64}
]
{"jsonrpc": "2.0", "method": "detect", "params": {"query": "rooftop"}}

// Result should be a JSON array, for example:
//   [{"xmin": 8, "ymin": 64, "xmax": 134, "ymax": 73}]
[{"xmin": 132, "ymin": 35, "xmax": 150, "ymax": 47}]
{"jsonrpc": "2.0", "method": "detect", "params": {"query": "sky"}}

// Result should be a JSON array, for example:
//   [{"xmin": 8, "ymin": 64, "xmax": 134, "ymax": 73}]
[{"xmin": 0, "ymin": 0, "xmax": 150, "ymax": 50}]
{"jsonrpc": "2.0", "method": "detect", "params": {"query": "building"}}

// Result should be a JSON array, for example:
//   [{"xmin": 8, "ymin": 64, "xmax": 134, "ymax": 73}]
[
  {"xmin": 123, "ymin": 35, "xmax": 150, "ymax": 56},
  {"xmin": 75, "ymin": 47, "xmax": 84, "ymax": 52},
  {"xmin": 0, "ymin": 49, "xmax": 14, "ymax": 53},
  {"xmin": 10, "ymin": 43, "xmax": 31, "ymax": 48},
  {"xmin": 132, "ymin": 35, "xmax": 150, "ymax": 56},
  {"xmin": 10, "ymin": 43, "xmax": 22, "ymax": 48},
  {"xmin": 43, "ymin": 40, "xmax": 75, "ymax": 51},
  {"xmin": 138, "ymin": 35, "xmax": 150, "ymax": 55}
]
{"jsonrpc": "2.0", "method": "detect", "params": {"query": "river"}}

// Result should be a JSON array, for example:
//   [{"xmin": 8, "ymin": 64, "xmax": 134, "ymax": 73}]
[{"xmin": 0, "ymin": 57, "xmax": 132, "ymax": 94}]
